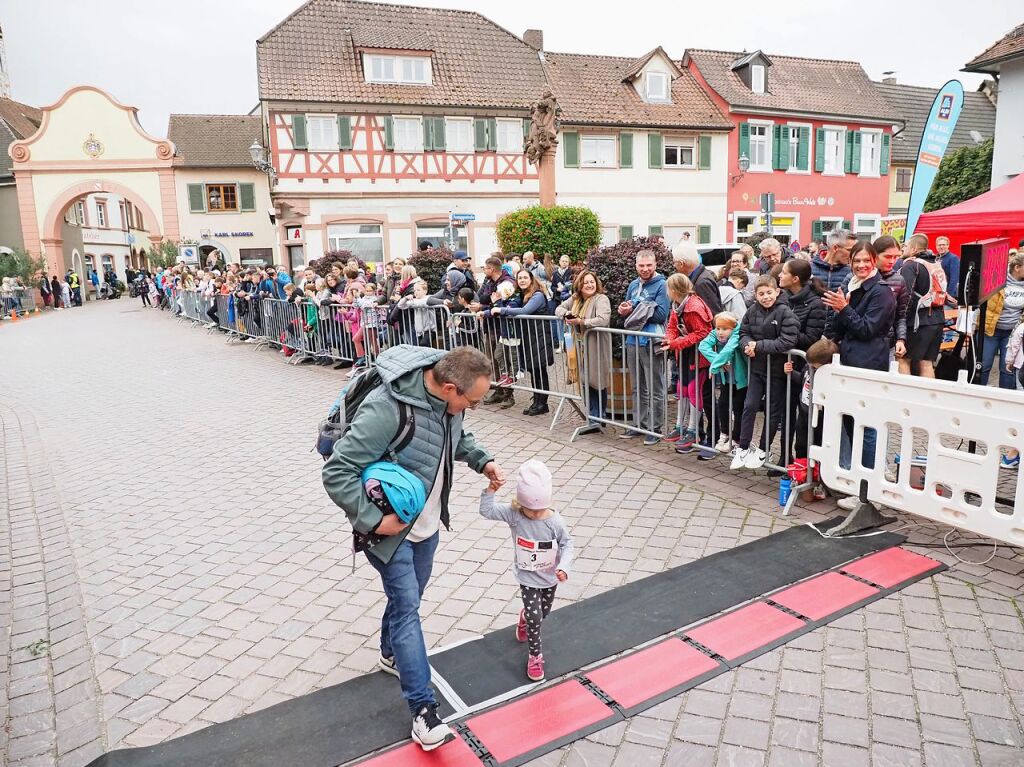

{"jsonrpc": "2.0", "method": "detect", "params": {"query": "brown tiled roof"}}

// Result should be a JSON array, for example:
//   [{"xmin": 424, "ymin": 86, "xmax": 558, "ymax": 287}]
[
  {"xmin": 542, "ymin": 52, "xmax": 732, "ymax": 130},
  {"xmin": 964, "ymin": 23, "xmax": 1024, "ymax": 72},
  {"xmin": 875, "ymin": 82, "xmax": 996, "ymax": 164},
  {"xmin": 622, "ymin": 47, "xmax": 682, "ymax": 82},
  {"xmin": 0, "ymin": 97, "xmax": 42, "ymax": 140},
  {"xmin": 167, "ymin": 114, "xmax": 262, "ymax": 167},
  {"xmin": 684, "ymin": 49, "xmax": 901, "ymax": 123},
  {"xmin": 256, "ymin": 0, "xmax": 548, "ymax": 109}
]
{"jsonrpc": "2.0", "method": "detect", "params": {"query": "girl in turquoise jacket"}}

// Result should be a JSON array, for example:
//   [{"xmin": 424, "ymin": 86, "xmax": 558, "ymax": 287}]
[{"xmin": 698, "ymin": 312, "xmax": 748, "ymax": 453}]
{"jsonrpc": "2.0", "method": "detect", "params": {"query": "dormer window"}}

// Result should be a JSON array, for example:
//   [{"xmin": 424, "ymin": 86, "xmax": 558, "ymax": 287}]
[
  {"xmin": 364, "ymin": 53, "xmax": 432, "ymax": 85},
  {"xmin": 751, "ymin": 64, "xmax": 766, "ymax": 94},
  {"xmin": 645, "ymin": 72, "xmax": 669, "ymax": 102}
]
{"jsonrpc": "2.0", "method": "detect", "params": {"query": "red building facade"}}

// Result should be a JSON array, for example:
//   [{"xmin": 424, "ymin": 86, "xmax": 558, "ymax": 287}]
[{"xmin": 684, "ymin": 49, "xmax": 901, "ymax": 246}]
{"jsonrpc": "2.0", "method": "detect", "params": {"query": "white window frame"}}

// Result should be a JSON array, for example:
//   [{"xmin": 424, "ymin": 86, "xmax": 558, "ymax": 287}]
[
  {"xmin": 326, "ymin": 223, "xmax": 384, "ymax": 261},
  {"xmin": 733, "ymin": 211, "xmax": 761, "ymax": 241},
  {"xmin": 645, "ymin": 71, "xmax": 669, "ymax": 102},
  {"xmin": 392, "ymin": 116, "xmax": 423, "ymax": 153},
  {"xmin": 853, "ymin": 214, "xmax": 880, "ymax": 239},
  {"xmin": 748, "ymin": 119, "xmax": 773, "ymax": 173},
  {"xmin": 663, "ymin": 135, "xmax": 697, "ymax": 169},
  {"xmin": 495, "ymin": 118, "xmax": 523, "ymax": 154},
  {"xmin": 364, "ymin": 54, "xmax": 432, "ymax": 86},
  {"xmin": 822, "ymin": 124, "xmax": 846, "ymax": 177},
  {"xmin": 599, "ymin": 226, "xmax": 619, "ymax": 247},
  {"xmin": 444, "ymin": 117, "xmax": 474, "ymax": 153},
  {"xmin": 580, "ymin": 135, "xmax": 617, "ymax": 168},
  {"xmin": 306, "ymin": 114, "xmax": 339, "ymax": 151},
  {"xmin": 416, "ymin": 223, "xmax": 467, "ymax": 252},
  {"xmin": 859, "ymin": 128, "xmax": 882, "ymax": 178},
  {"xmin": 751, "ymin": 64, "xmax": 766, "ymax": 94},
  {"xmin": 95, "ymin": 202, "xmax": 107, "ymax": 228},
  {"xmin": 786, "ymin": 122, "xmax": 812, "ymax": 175},
  {"xmin": 819, "ymin": 217, "xmax": 844, "ymax": 239}
]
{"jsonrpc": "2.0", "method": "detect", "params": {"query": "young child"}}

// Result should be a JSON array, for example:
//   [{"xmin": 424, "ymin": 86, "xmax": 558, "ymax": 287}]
[
  {"xmin": 787, "ymin": 337, "xmax": 838, "ymax": 497},
  {"xmin": 732, "ymin": 276, "xmax": 800, "ymax": 471},
  {"xmin": 722, "ymin": 270, "xmax": 749, "ymax": 319},
  {"xmin": 660, "ymin": 273, "xmax": 713, "ymax": 451},
  {"xmin": 452, "ymin": 287, "xmax": 481, "ymax": 348},
  {"xmin": 698, "ymin": 312, "xmax": 748, "ymax": 457},
  {"xmin": 479, "ymin": 460, "xmax": 573, "ymax": 682}
]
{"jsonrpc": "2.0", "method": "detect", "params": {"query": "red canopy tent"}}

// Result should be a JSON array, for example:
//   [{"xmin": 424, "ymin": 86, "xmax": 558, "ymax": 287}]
[{"xmin": 916, "ymin": 173, "xmax": 1024, "ymax": 253}]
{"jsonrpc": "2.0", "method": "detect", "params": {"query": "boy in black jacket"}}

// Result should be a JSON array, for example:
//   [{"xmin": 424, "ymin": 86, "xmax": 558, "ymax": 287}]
[{"xmin": 732, "ymin": 276, "xmax": 800, "ymax": 470}]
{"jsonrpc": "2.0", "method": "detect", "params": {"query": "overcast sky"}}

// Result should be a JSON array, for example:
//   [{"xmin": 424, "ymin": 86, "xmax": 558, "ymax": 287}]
[{"xmin": 3, "ymin": 0, "xmax": 1019, "ymax": 135}]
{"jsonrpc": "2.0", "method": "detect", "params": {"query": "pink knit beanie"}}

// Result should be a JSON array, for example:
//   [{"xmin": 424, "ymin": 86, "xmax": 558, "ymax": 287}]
[{"xmin": 515, "ymin": 460, "xmax": 552, "ymax": 510}]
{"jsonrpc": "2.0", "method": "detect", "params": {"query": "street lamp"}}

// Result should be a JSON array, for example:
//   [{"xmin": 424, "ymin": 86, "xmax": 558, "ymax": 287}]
[
  {"xmin": 730, "ymin": 153, "xmax": 750, "ymax": 187},
  {"xmin": 249, "ymin": 140, "xmax": 277, "ymax": 184}
]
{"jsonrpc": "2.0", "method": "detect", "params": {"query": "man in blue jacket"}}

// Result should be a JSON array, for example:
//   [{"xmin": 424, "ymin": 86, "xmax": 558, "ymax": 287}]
[
  {"xmin": 814, "ymin": 228, "xmax": 855, "ymax": 333},
  {"xmin": 935, "ymin": 236, "xmax": 960, "ymax": 300},
  {"xmin": 617, "ymin": 250, "xmax": 670, "ymax": 445}
]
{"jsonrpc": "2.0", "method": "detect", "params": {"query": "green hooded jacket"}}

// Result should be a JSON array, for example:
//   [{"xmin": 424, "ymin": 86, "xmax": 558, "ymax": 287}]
[{"xmin": 321, "ymin": 345, "xmax": 493, "ymax": 564}]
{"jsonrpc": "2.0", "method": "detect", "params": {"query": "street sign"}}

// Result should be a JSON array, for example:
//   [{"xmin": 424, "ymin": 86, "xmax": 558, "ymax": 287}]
[{"xmin": 450, "ymin": 213, "xmax": 476, "ymax": 222}]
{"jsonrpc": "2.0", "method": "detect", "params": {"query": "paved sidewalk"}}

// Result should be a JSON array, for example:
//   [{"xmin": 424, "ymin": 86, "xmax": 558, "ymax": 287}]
[{"xmin": 0, "ymin": 301, "xmax": 1022, "ymax": 767}]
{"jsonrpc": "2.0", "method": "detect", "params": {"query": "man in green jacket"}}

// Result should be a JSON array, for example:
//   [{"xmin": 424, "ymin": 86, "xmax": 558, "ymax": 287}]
[{"xmin": 323, "ymin": 345, "xmax": 504, "ymax": 751}]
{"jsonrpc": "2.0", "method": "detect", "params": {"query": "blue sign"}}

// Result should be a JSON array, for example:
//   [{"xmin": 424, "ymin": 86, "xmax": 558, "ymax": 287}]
[
  {"xmin": 450, "ymin": 213, "xmax": 476, "ymax": 222},
  {"xmin": 906, "ymin": 80, "xmax": 965, "ymax": 237}
]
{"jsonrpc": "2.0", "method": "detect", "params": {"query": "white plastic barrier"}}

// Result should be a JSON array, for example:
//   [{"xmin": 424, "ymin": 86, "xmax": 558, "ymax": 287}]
[{"xmin": 811, "ymin": 362, "xmax": 1024, "ymax": 545}]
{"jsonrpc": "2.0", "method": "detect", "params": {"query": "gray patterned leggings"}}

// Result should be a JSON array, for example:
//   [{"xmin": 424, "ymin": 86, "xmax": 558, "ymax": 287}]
[{"xmin": 520, "ymin": 585, "xmax": 557, "ymax": 656}]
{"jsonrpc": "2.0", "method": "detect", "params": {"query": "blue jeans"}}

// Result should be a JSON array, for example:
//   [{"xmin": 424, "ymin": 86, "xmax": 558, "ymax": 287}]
[
  {"xmin": 980, "ymin": 328, "xmax": 1016, "ymax": 389},
  {"xmin": 365, "ymin": 532, "xmax": 439, "ymax": 714},
  {"xmin": 839, "ymin": 415, "xmax": 877, "ymax": 470},
  {"xmin": 587, "ymin": 386, "xmax": 608, "ymax": 422}
]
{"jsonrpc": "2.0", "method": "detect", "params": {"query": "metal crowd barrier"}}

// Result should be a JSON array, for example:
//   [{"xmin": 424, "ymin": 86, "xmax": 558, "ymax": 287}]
[{"xmin": 1, "ymin": 287, "xmax": 35, "ymax": 318}]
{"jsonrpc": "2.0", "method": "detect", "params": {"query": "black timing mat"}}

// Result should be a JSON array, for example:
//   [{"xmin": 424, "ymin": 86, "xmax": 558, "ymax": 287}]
[
  {"xmin": 430, "ymin": 519, "xmax": 903, "ymax": 708},
  {"xmin": 85, "ymin": 672, "xmax": 453, "ymax": 767},
  {"xmin": 86, "ymin": 521, "xmax": 904, "ymax": 767}
]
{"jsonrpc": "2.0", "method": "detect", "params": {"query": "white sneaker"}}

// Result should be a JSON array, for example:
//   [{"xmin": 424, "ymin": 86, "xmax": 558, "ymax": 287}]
[
  {"xmin": 744, "ymin": 448, "xmax": 767, "ymax": 470},
  {"xmin": 730, "ymin": 449, "xmax": 749, "ymax": 470},
  {"xmin": 714, "ymin": 436, "xmax": 733, "ymax": 453},
  {"xmin": 837, "ymin": 496, "xmax": 860, "ymax": 511},
  {"xmin": 378, "ymin": 654, "xmax": 399, "ymax": 678},
  {"xmin": 411, "ymin": 704, "xmax": 454, "ymax": 751}
]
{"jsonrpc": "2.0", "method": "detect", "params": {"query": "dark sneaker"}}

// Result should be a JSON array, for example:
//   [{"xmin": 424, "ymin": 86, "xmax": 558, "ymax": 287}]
[
  {"xmin": 411, "ymin": 704, "xmax": 454, "ymax": 751},
  {"xmin": 378, "ymin": 654, "xmax": 399, "ymax": 678},
  {"xmin": 643, "ymin": 434, "xmax": 660, "ymax": 446},
  {"xmin": 663, "ymin": 426, "xmax": 681, "ymax": 442}
]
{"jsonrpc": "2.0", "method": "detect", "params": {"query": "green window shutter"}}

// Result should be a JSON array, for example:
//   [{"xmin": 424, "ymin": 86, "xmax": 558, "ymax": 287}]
[
  {"xmin": 772, "ymin": 125, "xmax": 785, "ymax": 170},
  {"xmin": 432, "ymin": 117, "xmax": 446, "ymax": 151},
  {"xmin": 880, "ymin": 133, "xmax": 891, "ymax": 175},
  {"xmin": 797, "ymin": 127, "xmax": 810, "ymax": 171},
  {"xmin": 648, "ymin": 133, "xmax": 663, "ymax": 168},
  {"xmin": 187, "ymin": 183, "xmax": 206, "ymax": 213},
  {"xmin": 239, "ymin": 183, "xmax": 256, "ymax": 211},
  {"xmin": 851, "ymin": 131, "xmax": 862, "ymax": 173},
  {"xmin": 522, "ymin": 118, "xmax": 530, "ymax": 142},
  {"xmin": 292, "ymin": 114, "xmax": 308, "ymax": 150},
  {"xmin": 338, "ymin": 116, "xmax": 352, "ymax": 150},
  {"xmin": 563, "ymin": 131, "xmax": 579, "ymax": 167},
  {"xmin": 812, "ymin": 220, "xmax": 823, "ymax": 241},
  {"xmin": 619, "ymin": 133, "xmax": 633, "ymax": 168},
  {"xmin": 474, "ymin": 118, "xmax": 488, "ymax": 152},
  {"xmin": 422, "ymin": 118, "xmax": 433, "ymax": 151},
  {"xmin": 487, "ymin": 118, "xmax": 497, "ymax": 151},
  {"xmin": 698, "ymin": 225, "xmax": 711, "ymax": 244},
  {"xmin": 843, "ymin": 220, "xmax": 853, "ymax": 231},
  {"xmin": 844, "ymin": 130, "xmax": 855, "ymax": 173},
  {"xmin": 648, "ymin": 225, "xmax": 663, "ymax": 237},
  {"xmin": 619, "ymin": 225, "xmax": 634, "ymax": 241},
  {"xmin": 738, "ymin": 122, "xmax": 750, "ymax": 161},
  {"xmin": 698, "ymin": 135, "xmax": 712, "ymax": 170},
  {"xmin": 814, "ymin": 128, "xmax": 825, "ymax": 172},
  {"xmin": 384, "ymin": 116, "xmax": 395, "ymax": 151}
]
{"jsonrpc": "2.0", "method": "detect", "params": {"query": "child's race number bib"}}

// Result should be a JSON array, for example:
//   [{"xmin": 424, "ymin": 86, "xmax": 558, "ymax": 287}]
[{"xmin": 515, "ymin": 536, "xmax": 558, "ymax": 572}]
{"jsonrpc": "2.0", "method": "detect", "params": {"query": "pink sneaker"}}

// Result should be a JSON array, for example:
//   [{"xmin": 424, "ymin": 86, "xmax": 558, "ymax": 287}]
[
  {"xmin": 515, "ymin": 610, "xmax": 527, "ymax": 643},
  {"xmin": 527, "ymin": 653, "xmax": 545, "ymax": 681}
]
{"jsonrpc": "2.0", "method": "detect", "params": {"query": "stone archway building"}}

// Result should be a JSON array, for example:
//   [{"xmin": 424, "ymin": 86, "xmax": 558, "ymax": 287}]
[{"xmin": 9, "ymin": 86, "xmax": 179, "ymax": 275}]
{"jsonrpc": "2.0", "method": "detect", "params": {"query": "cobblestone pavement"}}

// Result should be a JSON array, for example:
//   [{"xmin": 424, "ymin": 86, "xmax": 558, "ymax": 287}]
[{"xmin": 1, "ymin": 301, "xmax": 1022, "ymax": 767}]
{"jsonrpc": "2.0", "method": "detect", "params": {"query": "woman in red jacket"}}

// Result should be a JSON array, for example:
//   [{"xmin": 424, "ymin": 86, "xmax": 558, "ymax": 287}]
[{"xmin": 659, "ymin": 273, "xmax": 713, "ymax": 449}]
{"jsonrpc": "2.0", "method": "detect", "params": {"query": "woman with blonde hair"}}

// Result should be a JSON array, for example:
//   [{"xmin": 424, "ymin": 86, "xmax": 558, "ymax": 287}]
[{"xmin": 555, "ymin": 270, "xmax": 611, "ymax": 426}]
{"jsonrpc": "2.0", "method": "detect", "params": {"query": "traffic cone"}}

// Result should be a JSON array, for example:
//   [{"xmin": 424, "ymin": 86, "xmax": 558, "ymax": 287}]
[{"xmin": 10, "ymin": 310, "xmax": 18, "ymax": 321}]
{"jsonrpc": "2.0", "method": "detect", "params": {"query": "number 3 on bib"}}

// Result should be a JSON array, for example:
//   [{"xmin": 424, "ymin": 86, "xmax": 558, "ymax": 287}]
[{"xmin": 515, "ymin": 536, "xmax": 558, "ymax": 572}]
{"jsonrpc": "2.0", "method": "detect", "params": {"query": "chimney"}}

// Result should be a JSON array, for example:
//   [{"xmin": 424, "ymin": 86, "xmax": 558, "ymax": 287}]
[
  {"xmin": 978, "ymin": 79, "xmax": 998, "ymax": 106},
  {"xmin": 881, "ymin": 70, "xmax": 896, "ymax": 85},
  {"xmin": 523, "ymin": 29, "xmax": 544, "ymax": 51}
]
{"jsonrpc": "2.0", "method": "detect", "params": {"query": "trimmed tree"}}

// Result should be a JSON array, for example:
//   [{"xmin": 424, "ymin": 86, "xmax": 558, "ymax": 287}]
[
  {"xmin": 584, "ymin": 235, "xmax": 673, "ymax": 319},
  {"xmin": 0, "ymin": 248, "xmax": 46, "ymax": 282},
  {"xmin": 924, "ymin": 138, "xmax": 993, "ymax": 212},
  {"xmin": 408, "ymin": 245, "xmax": 453, "ymax": 292},
  {"xmin": 497, "ymin": 205, "xmax": 601, "ymax": 260}
]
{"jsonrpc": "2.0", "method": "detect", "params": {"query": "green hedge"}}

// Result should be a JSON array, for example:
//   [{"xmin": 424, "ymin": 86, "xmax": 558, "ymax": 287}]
[{"xmin": 496, "ymin": 205, "xmax": 601, "ymax": 259}]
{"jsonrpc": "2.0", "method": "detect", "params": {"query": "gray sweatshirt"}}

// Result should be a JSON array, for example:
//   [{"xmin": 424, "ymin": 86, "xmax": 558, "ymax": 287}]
[
  {"xmin": 997, "ymin": 274, "xmax": 1024, "ymax": 331},
  {"xmin": 479, "ymin": 490, "xmax": 574, "ymax": 589}
]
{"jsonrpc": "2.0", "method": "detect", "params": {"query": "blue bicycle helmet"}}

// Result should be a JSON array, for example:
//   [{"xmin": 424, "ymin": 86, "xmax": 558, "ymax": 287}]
[{"xmin": 362, "ymin": 462, "xmax": 426, "ymax": 525}]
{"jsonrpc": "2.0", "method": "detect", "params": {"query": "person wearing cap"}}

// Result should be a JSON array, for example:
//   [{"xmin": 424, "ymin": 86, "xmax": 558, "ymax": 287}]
[
  {"xmin": 322, "ymin": 345, "xmax": 503, "ymax": 751},
  {"xmin": 446, "ymin": 250, "xmax": 478, "ymax": 292},
  {"xmin": 479, "ymin": 459, "xmax": 573, "ymax": 683}
]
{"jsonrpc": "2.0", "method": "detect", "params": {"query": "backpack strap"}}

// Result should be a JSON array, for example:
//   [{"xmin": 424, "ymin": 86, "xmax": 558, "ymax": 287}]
[{"xmin": 385, "ymin": 401, "xmax": 415, "ymax": 461}]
